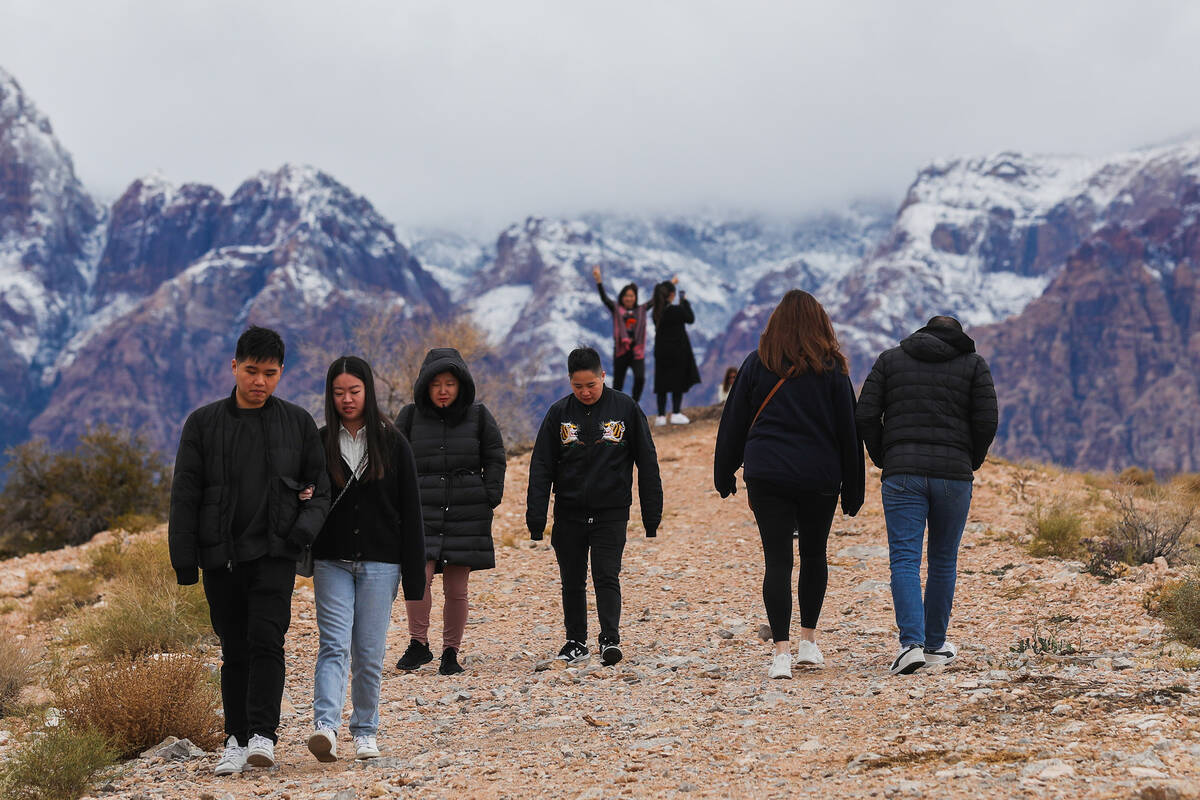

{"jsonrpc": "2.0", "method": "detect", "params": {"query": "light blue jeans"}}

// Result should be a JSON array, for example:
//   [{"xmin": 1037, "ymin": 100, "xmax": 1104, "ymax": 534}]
[
  {"xmin": 881, "ymin": 474, "xmax": 973, "ymax": 651},
  {"xmin": 312, "ymin": 560, "xmax": 400, "ymax": 736}
]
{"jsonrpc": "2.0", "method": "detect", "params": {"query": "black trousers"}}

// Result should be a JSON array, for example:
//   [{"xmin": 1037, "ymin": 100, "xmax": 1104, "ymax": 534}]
[
  {"xmin": 655, "ymin": 391, "xmax": 683, "ymax": 416},
  {"xmin": 552, "ymin": 519, "xmax": 626, "ymax": 645},
  {"xmin": 202, "ymin": 556, "xmax": 295, "ymax": 745},
  {"xmin": 746, "ymin": 480, "xmax": 838, "ymax": 642},
  {"xmin": 612, "ymin": 352, "xmax": 645, "ymax": 402}
]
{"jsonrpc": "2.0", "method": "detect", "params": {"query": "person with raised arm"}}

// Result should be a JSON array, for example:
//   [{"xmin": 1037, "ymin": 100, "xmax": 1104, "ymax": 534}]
[
  {"xmin": 591, "ymin": 265, "xmax": 652, "ymax": 402},
  {"xmin": 650, "ymin": 278, "xmax": 700, "ymax": 426}
]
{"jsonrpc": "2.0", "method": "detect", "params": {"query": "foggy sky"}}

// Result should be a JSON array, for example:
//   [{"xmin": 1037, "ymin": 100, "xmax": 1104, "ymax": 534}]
[{"xmin": 3, "ymin": 0, "xmax": 1198, "ymax": 232}]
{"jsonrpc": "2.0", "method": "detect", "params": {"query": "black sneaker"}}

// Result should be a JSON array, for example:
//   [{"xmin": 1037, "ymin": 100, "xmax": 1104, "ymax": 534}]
[
  {"xmin": 395, "ymin": 639, "xmax": 433, "ymax": 671},
  {"xmin": 556, "ymin": 640, "xmax": 590, "ymax": 665},
  {"xmin": 600, "ymin": 642, "xmax": 623, "ymax": 666},
  {"xmin": 438, "ymin": 647, "xmax": 464, "ymax": 675}
]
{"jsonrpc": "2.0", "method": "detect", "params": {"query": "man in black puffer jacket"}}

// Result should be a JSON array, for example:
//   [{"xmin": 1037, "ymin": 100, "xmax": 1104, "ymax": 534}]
[
  {"xmin": 527, "ymin": 347, "xmax": 663, "ymax": 669},
  {"xmin": 168, "ymin": 326, "xmax": 330, "ymax": 774},
  {"xmin": 856, "ymin": 316, "xmax": 997, "ymax": 676}
]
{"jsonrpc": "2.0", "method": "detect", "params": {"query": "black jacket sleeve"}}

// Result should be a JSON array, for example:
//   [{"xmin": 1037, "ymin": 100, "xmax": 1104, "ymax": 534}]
[
  {"xmin": 168, "ymin": 411, "xmax": 205, "ymax": 585},
  {"xmin": 479, "ymin": 404, "xmax": 507, "ymax": 508},
  {"xmin": 856, "ymin": 355, "xmax": 887, "ymax": 468},
  {"xmin": 674, "ymin": 299, "xmax": 695, "ymax": 325},
  {"xmin": 596, "ymin": 282, "xmax": 615, "ymax": 313},
  {"xmin": 632, "ymin": 407, "xmax": 663, "ymax": 537},
  {"xmin": 969, "ymin": 356, "xmax": 999, "ymax": 470},
  {"xmin": 285, "ymin": 413, "xmax": 331, "ymax": 550},
  {"xmin": 712, "ymin": 354, "xmax": 755, "ymax": 498},
  {"xmin": 525, "ymin": 406, "xmax": 558, "ymax": 540},
  {"xmin": 393, "ymin": 434, "xmax": 428, "ymax": 601},
  {"xmin": 834, "ymin": 374, "xmax": 866, "ymax": 516},
  {"xmin": 394, "ymin": 405, "xmax": 414, "ymax": 439}
]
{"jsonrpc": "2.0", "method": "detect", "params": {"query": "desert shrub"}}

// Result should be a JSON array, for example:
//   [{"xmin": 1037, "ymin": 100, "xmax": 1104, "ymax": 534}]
[
  {"xmin": 0, "ymin": 639, "xmax": 35, "ymax": 716},
  {"xmin": 0, "ymin": 721, "xmax": 117, "ymax": 800},
  {"xmin": 1118, "ymin": 466, "xmax": 1157, "ymax": 486},
  {"xmin": 1100, "ymin": 485, "xmax": 1195, "ymax": 565},
  {"xmin": 31, "ymin": 570, "xmax": 100, "ymax": 621},
  {"xmin": 1158, "ymin": 573, "xmax": 1200, "ymax": 647},
  {"xmin": 1026, "ymin": 502, "xmax": 1086, "ymax": 558},
  {"xmin": 0, "ymin": 426, "xmax": 171, "ymax": 556},
  {"xmin": 75, "ymin": 577, "xmax": 211, "ymax": 661},
  {"xmin": 64, "ymin": 654, "xmax": 222, "ymax": 758},
  {"xmin": 1170, "ymin": 472, "xmax": 1200, "ymax": 503},
  {"xmin": 87, "ymin": 539, "xmax": 125, "ymax": 581}
]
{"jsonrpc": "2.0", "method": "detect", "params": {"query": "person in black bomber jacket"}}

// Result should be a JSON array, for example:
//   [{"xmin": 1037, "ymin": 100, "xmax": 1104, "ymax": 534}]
[
  {"xmin": 306, "ymin": 356, "xmax": 426, "ymax": 764},
  {"xmin": 169, "ymin": 326, "xmax": 330, "ymax": 775},
  {"xmin": 856, "ymin": 316, "xmax": 998, "ymax": 676},
  {"xmin": 526, "ymin": 347, "xmax": 663, "ymax": 668},
  {"xmin": 393, "ymin": 348, "xmax": 506, "ymax": 676},
  {"xmin": 713, "ymin": 290, "xmax": 864, "ymax": 680}
]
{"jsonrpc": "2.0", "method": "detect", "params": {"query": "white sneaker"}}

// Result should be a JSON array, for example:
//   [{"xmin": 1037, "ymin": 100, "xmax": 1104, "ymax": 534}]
[
  {"xmin": 924, "ymin": 641, "xmax": 958, "ymax": 666},
  {"xmin": 354, "ymin": 734, "xmax": 380, "ymax": 759},
  {"xmin": 889, "ymin": 644, "xmax": 926, "ymax": 675},
  {"xmin": 245, "ymin": 733, "xmax": 275, "ymax": 768},
  {"xmin": 654, "ymin": 415, "xmax": 668, "ymax": 427},
  {"xmin": 768, "ymin": 652, "xmax": 792, "ymax": 679},
  {"xmin": 794, "ymin": 640, "xmax": 824, "ymax": 667},
  {"xmin": 214, "ymin": 735, "xmax": 247, "ymax": 775},
  {"xmin": 307, "ymin": 728, "xmax": 337, "ymax": 762},
  {"xmin": 669, "ymin": 412, "xmax": 690, "ymax": 425}
]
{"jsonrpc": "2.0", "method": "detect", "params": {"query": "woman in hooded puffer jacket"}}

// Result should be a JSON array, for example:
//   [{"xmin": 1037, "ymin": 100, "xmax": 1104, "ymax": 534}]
[{"xmin": 393, "ymin": 348, "xmax": 506, "ymax": 675}]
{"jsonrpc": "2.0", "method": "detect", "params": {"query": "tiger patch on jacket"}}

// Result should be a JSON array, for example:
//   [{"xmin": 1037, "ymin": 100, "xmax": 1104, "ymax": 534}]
[
  {"xmin": 560, "ymin": 421, "xmax": 581, "ymax": 445},
  {"xmin": 600, "ymin": 420, "xmax": 626, "ymax": 444}
]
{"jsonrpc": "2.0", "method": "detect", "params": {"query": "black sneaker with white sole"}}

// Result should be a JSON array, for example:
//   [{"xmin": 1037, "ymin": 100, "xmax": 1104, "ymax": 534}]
[
  {"xmin": 600, "ymin": 642, "xmax": 623, "ymax": 666},
  {"xmin": 889, "ymin": 644, "xmax": 927, "ymax": 675},
  {"xmin": 556, "ymin": 640, "xmax": 590, "ymax": 665}
]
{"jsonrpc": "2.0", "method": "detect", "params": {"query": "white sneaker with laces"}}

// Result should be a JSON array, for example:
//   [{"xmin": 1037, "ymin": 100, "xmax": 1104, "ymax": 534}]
[
  {"xmin": 669, "ymin": 412, "xmax": 690, "ymax": 425},
  {"xmin": 245, "ymin": 733, "xmax": 275, "ymax": 768},
  {"xmin": 768, "ymin": 652, "xmax": 792, "ymax": 679},
  {"xmin": 307, "ymin": 728, "xmax": 337, "ymax": 762},
  {"xmin": 214, "ymin": 735, "xmax": 247, "ymax": 775},
  {"xmin": 354, "ymin": 734, "xmax": 380, "ymax": 759},
  {"xmin": 794, "ymin": 639, "xmax": 825, "ymax": 667},
  {"xmin": 654, "ymin": 415, "xmax": 668, "ymax": 427},
  {"xmin": 924, "ymin": 641, "xmax": 958, "ymax": 666},
  {"xmin": 889, "ymin": 644, "xmax": 927, "ymax": 675}
]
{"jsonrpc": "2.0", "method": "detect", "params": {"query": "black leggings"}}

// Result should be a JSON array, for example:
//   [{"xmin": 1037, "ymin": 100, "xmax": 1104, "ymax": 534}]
[
  {"xmin": 612, "ymin": 352, "xmax": 645, "ymax": 401},
  {"xmin": 746, "ymin": 480, "xmax": 838, "ymax": 641},
  {"xmin": 655, "ymin": 391, "xmax": 682, "ymax": 416}
]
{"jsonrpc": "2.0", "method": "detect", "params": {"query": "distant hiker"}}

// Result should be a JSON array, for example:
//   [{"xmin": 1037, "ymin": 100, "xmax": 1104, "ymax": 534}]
[
  {"xmin": 592, "ymin": 265, "xmax": 651, "ymax": 402},
  {"xmin": 168, "ymin": 326, "xmax": 330, "ymax": 775},
  {"xmin": 651, "ymin": 278, "xmax": 700, "ymax": 426},
  {"xmin": 713, "ymin": 291, "xmax": 864, "ymax": 679},
  {"xmin": 526, "ymin": 346, "xmax": 663, "ymax": 667},
  {"xmin": 394, "ymin": 348, "xmax": 506, "ymax": 676},
  {"xmin": 717, "ymin": 366, "xmax": 738, "ymax": 404},
  {"xmin": 856, "ymin": 315, "xmax": 998, "ymax": 675},
  {"xmin": 307, "ymin": 356, "xmax": 426, "ymax": 763}
]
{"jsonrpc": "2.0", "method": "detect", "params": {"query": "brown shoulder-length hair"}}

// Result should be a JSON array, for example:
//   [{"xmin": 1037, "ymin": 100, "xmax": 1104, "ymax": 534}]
[{"xmin": 757, "ymin": 290, "xmax": 848, "ymax": 376}]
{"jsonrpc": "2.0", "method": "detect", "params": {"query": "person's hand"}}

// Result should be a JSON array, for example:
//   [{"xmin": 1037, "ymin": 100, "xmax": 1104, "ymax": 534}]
[
  {"xmin": 670, "ymin": 275, "xmax": 679, "ymax": 285},
  {"xmin": 716, "ymin": 476, "xmax": 736, "ymax": 499},
  {"xmin": 592, "ymin": 266, "xmax": 602, "ymax": 282},
  {"xmin": 298, "ymin": 484, "xmax": 314, "ymax": 501},
  {"xmin": 645, "ymin": 526, "xmax": 658, "ymax": 539},
  {"xmin": 527, "ymin": 518, "xmax": 546, "ymax": 541}
]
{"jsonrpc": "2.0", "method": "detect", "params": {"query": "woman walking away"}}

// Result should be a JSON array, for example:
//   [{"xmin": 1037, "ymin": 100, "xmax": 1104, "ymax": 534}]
[
  {"xmin": 592, "ymin": 265, "xmax": 651, "ymax": 402},
  {"xmin": 309, "ymin": 356, "xmax": 427, "ymax": 762},
  {"xmin": 713, "ymin": 290, "xmax": 864, "ymax": 679},
  {"xmin": 651, "ymin": 278, "xmax": 700, "ymax": 426},
  {"xmin": 394, "ymin": 348, "xmax": 506, "ymax": 676}
]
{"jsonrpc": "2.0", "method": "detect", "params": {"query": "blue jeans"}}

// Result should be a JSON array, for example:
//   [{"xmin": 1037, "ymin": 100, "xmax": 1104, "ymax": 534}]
[
  {"xmin": 312, "ymin": 560, "xmax": 400, "ymax": 736},
  {"xmin": 881, "ymin": 474, "xmax": 973, "ymax": 651}
]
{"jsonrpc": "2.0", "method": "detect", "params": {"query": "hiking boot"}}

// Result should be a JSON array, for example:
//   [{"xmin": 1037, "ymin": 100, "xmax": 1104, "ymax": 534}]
[
  {"xmin": 307, "ymin": 728, "xmax": 337, "ymax": 762},
  {"xmin": 556, "ymin": 640, "xmax": 590, "ymax": 665},
  {"xmin": 439, "ymin": 647, "xmax": 464, "ymax": 675},
  {"xmin": 395, "ymin": 638, "xmax": 433, "ymax": 670},
  {"xmin": 214, "ymin": 735, "xmax": 247, "ymax": 775},
  {"xmin": 245, "ymin": 734, "xmax": 275, "ymax": 768},
  {"xmin": 354, "ymin": 735, "xmax": 380, "ymax": 759},
  {"xmin": 768, "ymin": 652, "xmax": 792, "ymax": 679},
  {"xmin": 889, "ymin": 644, "xmax": 926, "ymax": 675},
  {"xmin": 794, "ymin": 640, "xmax": 825, "ymax": 667},
  {"xmin": 924, "ymin": 641, "xmax": 958, "ymax": 666}
]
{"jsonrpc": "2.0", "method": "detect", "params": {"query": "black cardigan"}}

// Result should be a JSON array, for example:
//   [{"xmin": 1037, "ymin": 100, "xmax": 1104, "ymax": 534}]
[
  {"xmin": 713, "ymin": 351, "xmax": 864, "ymax": 516},
  {"xmin": 311, "ymin": 425, "xmax": 427, "ymax": 602}
]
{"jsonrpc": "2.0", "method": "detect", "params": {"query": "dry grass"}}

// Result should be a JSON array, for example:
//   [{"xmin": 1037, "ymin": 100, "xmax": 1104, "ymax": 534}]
[
  {"xmin": 1027, "ymin": 502, "xmax": 1087, "ymax": 559},
  {"xmin": 1158, "ymin": 573, "xmax": 1200, "ymax": 648},
  {"xmin": 0, "ymin": 639, "xmax": 35, "ymax": 716},
  {"xmin": 0, "ymin": 721, "xmax": 117, "ymax": 800},
  {"xmin": 86, "ymin": 539, "xmax": 124, "ymax": 580},
  {"xmin": 31, "ymin": 570, "xmax": 99, "ymax": 621},
  {"xmin": 1119, "ymin": 466, "xmax": 1157, "ymax": 486},
  {"xmin": 64, "ymin": 654, "xmax": 223, "ymax": 758}
]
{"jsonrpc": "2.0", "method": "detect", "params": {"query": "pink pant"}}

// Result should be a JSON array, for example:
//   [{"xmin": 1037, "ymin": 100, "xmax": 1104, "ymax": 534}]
[{"xmin": 406, "ymin": 561, "xmax": 470, "ymax": 651}]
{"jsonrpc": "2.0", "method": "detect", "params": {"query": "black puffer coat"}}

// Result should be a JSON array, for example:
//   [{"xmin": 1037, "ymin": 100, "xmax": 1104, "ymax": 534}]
[
  {"xmin": 653, "ymin": 299, "xmax": 701, "ymax": 394},
  {"xmin": 395, "ymin": 348, "xmax": 506, "ymax": 571},
  {"xmin": 855, "ymin": 325, "xmax": 998, "ymax": 482}
]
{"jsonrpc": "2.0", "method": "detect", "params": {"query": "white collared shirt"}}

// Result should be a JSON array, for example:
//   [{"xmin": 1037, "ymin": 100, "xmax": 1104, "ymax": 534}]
[{"xmin": 338, "ymin": 424, "xmax": 368, "ymax": 480}]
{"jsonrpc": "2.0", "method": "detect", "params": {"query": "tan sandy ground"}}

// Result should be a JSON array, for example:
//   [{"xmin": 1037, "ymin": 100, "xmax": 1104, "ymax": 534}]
[{"xmin": 4, "ymin": 411, "xmax": 1200, "ymax": 799}]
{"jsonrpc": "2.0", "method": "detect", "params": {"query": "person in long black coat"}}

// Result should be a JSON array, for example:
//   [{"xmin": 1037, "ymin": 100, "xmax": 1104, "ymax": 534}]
[
  {"xmin": 650, "ymin": 279, "xmax": 700, "ymax": 426},
  {"xmin": 393, "ymin": 348, "xmax": 506, "ymax": 675}
]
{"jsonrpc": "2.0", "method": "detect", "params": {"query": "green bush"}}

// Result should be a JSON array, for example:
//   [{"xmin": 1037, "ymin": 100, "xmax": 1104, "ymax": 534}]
[
  {"xmin": 1159, "ymin": 574, "xmax": 1200, "ymax": 648},
  {"xmin": 0, "ymin": 721, "xmax": 117, "ymax": 800},
  {"xmin": 1027, "ymin": 503, "xmax": 1086, "ymax": 558},
  {"xmin": 0, "ymin": 426, "xmax": 170, "ymax": 556},
  {"xmin": 0, "ymin": 639, "xmax": 35, "ymax": 716}
]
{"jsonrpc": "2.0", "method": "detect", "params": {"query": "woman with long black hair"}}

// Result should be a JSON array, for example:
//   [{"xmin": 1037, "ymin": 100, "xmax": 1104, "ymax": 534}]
[
  {"xmin": 713, "ymin": 291, "xmax": 864, "ymax": 679},
  {"xmin": 307, "ymin": 356, "xmax": 426, "ymax": 762},
  {"xmin": 591, "ymin": 265, "xmax": 651, "ymax": 401},
  {"xmin": 650, "ymin": 279, "xmax": 700, "ymax": 426}
]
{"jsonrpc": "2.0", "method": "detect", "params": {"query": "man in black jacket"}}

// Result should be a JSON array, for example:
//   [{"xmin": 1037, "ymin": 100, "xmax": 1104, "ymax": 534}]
[
  {"xmin": 856, "ymin": 316, "xmax": 997, "ymax": 676},
  {"xmin": 168, "ymin": 327, "xmax": 330, "ymax": 774},
  {"xmin": 526, "ymin": 347, "xmax": 663, "ymax": 667}
]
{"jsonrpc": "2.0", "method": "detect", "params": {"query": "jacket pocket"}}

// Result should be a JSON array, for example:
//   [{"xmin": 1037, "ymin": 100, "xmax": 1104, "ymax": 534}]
[
  {"xmin": 197, "ymin": 485, "xmax": 223, "ymax": 546},
  {"xmin": 274, "ymin": 476, "xmax": 308, "ymax": 543}
]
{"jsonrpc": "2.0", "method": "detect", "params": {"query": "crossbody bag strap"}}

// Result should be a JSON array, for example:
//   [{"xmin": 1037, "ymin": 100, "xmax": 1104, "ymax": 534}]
[
  {"xmin": 751, "ymin": 378, "xmax": 787, "ymax": 429},
  {"xmin": 329, "ymin": 450, "xmax": 368, "ymax": 513}
]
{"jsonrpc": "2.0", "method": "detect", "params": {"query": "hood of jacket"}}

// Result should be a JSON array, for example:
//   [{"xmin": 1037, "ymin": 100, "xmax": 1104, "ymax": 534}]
[
  {"xmin": 414, "ymin": 347, "xmax": 477, "ymax": 419},
  {"xmin": 900, "ymin": 326, "xmax": 976, "ymax": 363}
]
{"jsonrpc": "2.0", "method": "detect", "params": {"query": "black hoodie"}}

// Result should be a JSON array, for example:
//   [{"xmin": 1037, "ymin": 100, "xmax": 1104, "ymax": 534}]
[
  {"xmin": 855, "ymin": 325, "xmax": 998, "ymax": 481},
  {"xmin": 395, "ymin": 348, "xmax": 506, "ymax": 571}
]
